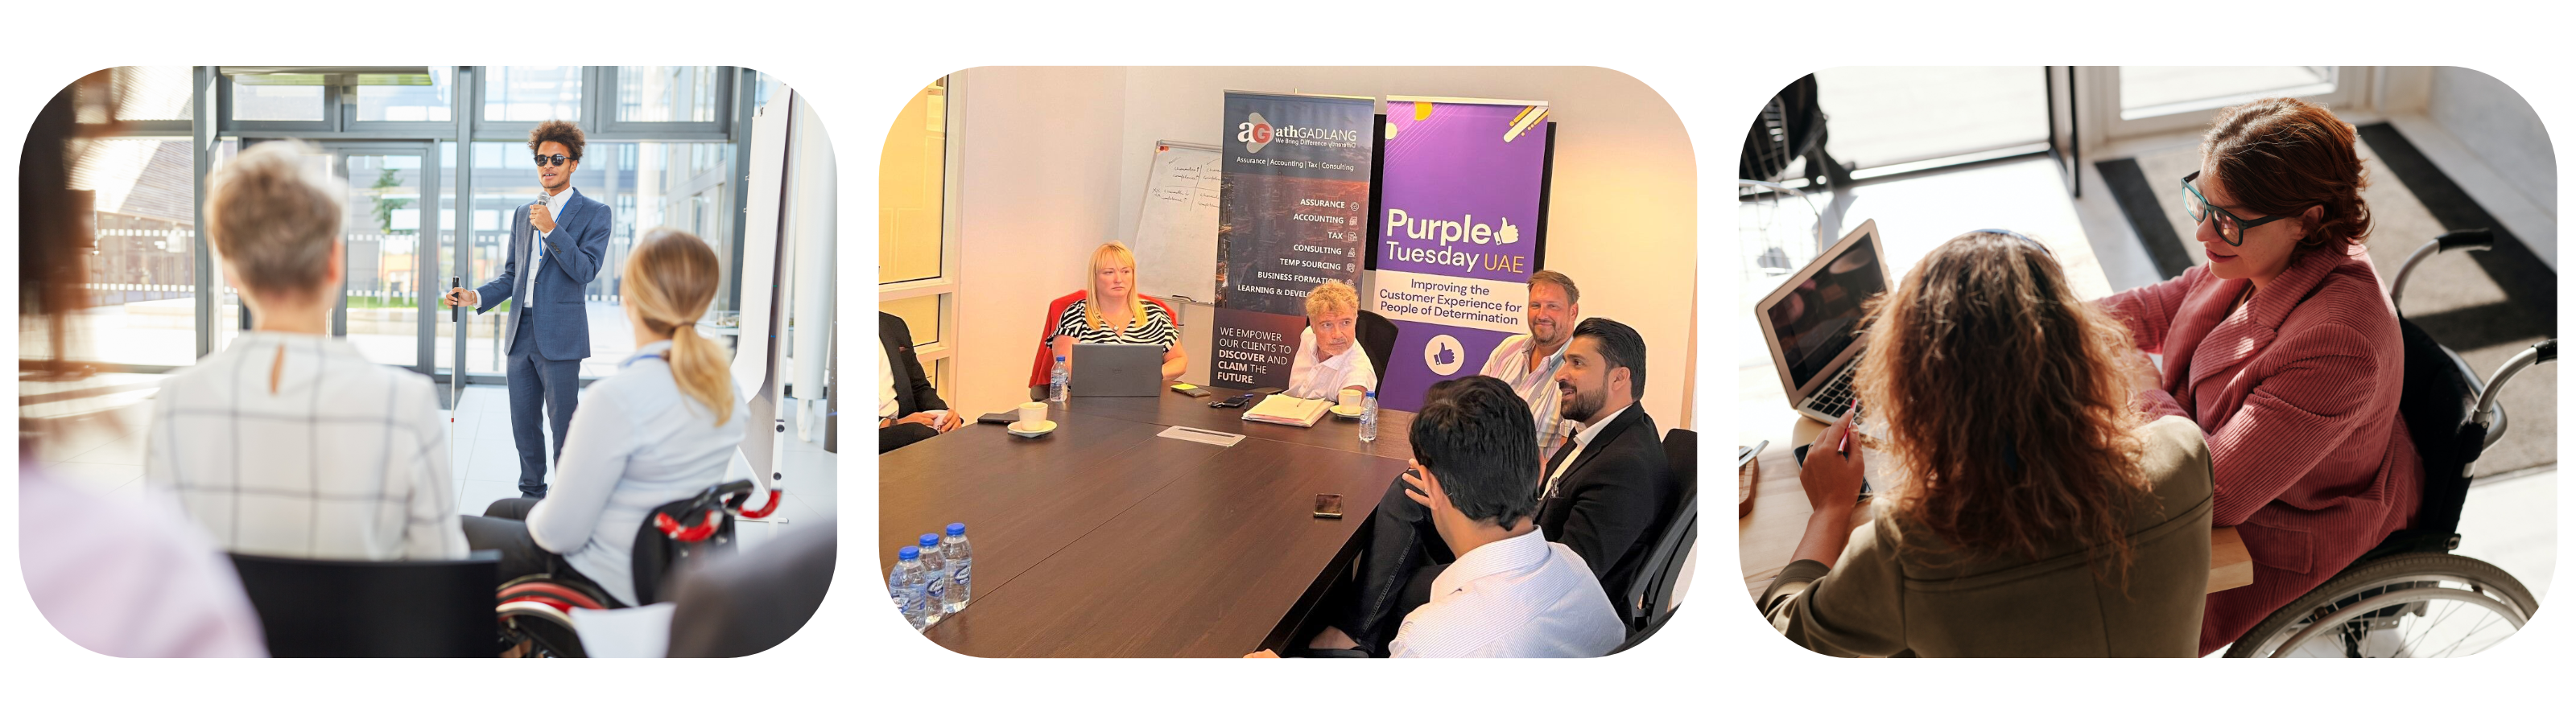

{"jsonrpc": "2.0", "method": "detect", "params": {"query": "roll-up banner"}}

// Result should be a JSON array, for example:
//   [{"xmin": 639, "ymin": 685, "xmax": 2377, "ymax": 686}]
[
  {"xmin": 1212, "ymin": 91, "xmax": 1377, "ymax": 390},
  {"xmin": 1368, "ymin": 97, "xmax": 1554, "ymax": 412}
]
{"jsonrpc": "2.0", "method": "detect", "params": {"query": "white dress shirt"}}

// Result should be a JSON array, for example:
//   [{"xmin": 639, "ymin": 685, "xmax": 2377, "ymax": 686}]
[
  {"xmin": 1480, "ymin": 333, "xmax": 1572, "ymax": 455},
  {"xmin": 146, "ymin": 331, "xmax": 468, "ymax": 561},
  {"xmin": 1543, "ymin": 405, "xmax": 1620, "ymax": 500},
  {"xmin": 1283, "ymin": 327, "xmax": 1377, "ymax": 400},
  {"xmin": 525, "ymin": 339, "xmax": 750, "ymax": 606},
  {"xmin": 526, "ymin": 185, "xmax": 573, "ymax": 307},
  {"xmin": 1389, "ymin": 529, "xmax": 1626, "ymax": 657},
  {"xmin": 23, "ymin": 469, "xmax": 268, "ymax": 656}
]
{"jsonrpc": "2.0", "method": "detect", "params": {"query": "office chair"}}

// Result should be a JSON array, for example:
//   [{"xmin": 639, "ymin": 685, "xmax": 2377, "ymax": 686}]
[
  {"xmin": 227, "ymin": 550, "xmax": 501, "ymax": 657},
  {"xmin": 1356, "ymin": 310, "xmax": 1400, "ymax": 383},
  {"xmin": 1615, "ymin": 428, "xmax": 1697, "ymax": 651}
]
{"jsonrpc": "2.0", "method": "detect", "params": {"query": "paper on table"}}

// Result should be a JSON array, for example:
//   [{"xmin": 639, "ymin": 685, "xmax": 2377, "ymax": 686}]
[
  {"xmin": 1244, "ymin": 394, "xmax": 1331, "ymax": 427},
  {"xmin": 570, "ymin": 602, "xmax": 677, "ymax": 658}
]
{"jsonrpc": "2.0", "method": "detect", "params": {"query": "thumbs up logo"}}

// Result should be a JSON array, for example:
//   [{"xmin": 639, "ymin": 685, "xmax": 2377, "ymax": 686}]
[
  {"xmin": 1496, "ymin": 217, "xmax": 1521, "ymax": 245},
  {"xmin": 1425, "ymin": 334, "xmax": 1464, "ymax": 376}
]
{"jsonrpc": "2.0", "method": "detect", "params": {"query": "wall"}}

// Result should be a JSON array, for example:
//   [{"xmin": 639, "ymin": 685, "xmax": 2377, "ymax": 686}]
[
  {"xmin": 946, "ymin": 67, "xmax": 1130, "ymax": 419},
  {"xmin": 2426, "ymin": 67, "xmax": 2557, "ymax": 269},
  {"xmin": 1110, "ymin": 67, "xmax": 1699, "ymax": 430}
]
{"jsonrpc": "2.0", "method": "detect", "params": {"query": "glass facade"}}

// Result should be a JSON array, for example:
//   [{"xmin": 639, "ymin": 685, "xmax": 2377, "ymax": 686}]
[
  {"xmin": 484, "ymin": 65, "xmax": 584, "ymax": 121},
  {"xmin": 57, "ymin": 67, "xmax": 755, "ymax": 382},
  {"xmin": 357, "ymin": 70, "xmax": 454, "ymax": 122}
]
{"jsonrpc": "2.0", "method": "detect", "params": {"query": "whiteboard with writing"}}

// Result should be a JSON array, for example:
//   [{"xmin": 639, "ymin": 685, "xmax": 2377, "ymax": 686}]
[{"xmin": 1133, "ymin": 142, "xmax": 1222, "ymax": 304}]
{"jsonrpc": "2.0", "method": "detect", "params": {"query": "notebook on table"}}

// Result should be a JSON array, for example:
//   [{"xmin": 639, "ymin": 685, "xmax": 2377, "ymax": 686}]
[{"xmin": 1243, "ymin": 394, "xmax": 1331, "ymax": 427}]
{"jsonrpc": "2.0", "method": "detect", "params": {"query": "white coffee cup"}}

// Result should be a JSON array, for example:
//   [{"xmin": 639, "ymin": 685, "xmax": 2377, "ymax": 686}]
[
  {"xmin": 1338, "ymin": 389, "xmax": 1363, "ymax": 409},
  {"xmin": 1018, "ymin": 401, "xmax": 1048, "ymax": 427}
]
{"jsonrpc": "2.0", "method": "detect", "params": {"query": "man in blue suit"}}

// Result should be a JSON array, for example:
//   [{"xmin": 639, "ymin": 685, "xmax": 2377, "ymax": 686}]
[{"xmin": 444, "ymin": 120, "xmax": 610, "ymax": 499}]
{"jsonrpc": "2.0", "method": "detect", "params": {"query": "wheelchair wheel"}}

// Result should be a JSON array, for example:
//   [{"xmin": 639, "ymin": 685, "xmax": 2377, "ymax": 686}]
[{"xmin": 2226, "ymin": 553, "xmax": 2536, "ymax": 658}]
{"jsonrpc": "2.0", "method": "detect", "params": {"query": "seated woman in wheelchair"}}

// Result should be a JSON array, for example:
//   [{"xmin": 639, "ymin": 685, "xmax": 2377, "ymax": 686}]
[
  {"xmin": 2095, "ymin": 98, "xmax": 2420, "ymax": 655},
  {"xmin": 1761, "ymin": 230, "xmax": 2216, "ymax": 656},
  {"xmin": 460, "ymin": 228, "xmax": 752, "ymax": 608}
]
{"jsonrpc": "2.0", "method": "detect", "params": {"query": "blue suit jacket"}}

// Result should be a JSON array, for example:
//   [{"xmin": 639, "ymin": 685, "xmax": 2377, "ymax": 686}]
[{"xmin": 477, "ymin": 187, "xmax": 611, "ymax": 361}]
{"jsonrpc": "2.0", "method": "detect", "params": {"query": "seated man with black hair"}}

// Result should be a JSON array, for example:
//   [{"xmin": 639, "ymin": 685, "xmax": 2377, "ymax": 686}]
[{"xmin": 1259, "ymin": 376, "xmax": 1624, "ymax": 658}]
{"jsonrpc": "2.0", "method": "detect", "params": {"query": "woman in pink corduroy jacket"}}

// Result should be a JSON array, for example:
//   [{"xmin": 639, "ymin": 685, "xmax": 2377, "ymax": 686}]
[{"xmin": 2098, "ymin": 97, "xmax": 2421, "ymax": 656}]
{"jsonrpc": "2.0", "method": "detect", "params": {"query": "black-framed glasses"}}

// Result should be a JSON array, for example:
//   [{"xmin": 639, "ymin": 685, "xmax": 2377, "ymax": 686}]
[
  {"xmin": 533, "ymin": 154, "xmax": 571, "ymax": 167},
  {"xmin": 2181, "ymin": 171, "xmax": 2290, "ymax": 247}
]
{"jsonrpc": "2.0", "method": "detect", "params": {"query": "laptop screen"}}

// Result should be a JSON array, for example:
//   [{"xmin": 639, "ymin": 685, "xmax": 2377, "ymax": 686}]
[{"xmin": 1766, "ymin": 232, "xmax": 1886, "ymax": 390}]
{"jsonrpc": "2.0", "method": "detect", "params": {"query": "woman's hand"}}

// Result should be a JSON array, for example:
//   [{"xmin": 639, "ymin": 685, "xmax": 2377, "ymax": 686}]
[{"xmin": 1799, "ymin": 412, "xmax": 1866, "ymax": 515}]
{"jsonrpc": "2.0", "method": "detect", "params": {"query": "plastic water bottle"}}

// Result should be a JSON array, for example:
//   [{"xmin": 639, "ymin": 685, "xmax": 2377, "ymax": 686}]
[
  {"xmin": 1359, "ymin": 389, "xmax": 1378, "ymax": 442},
  {"xmin": 1050, "ymin": 356, "xmax": 1069, "ymax": 402},
  {"xmin": 942, "ymin": 522, "xmax": 974, "ymax": 613},
  {"xmin": 890, "ymin": 545, "xmax": 929, "ymax": 631},
  {"xmin": 917, "ymin": 533, "xmax": 956, "ymax": 620}
]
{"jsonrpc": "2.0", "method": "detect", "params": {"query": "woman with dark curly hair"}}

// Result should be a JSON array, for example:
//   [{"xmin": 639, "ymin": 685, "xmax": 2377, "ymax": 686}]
[{"xmin": 2098, "ymin": 97, "xmax": 2420, "ymax": 655}]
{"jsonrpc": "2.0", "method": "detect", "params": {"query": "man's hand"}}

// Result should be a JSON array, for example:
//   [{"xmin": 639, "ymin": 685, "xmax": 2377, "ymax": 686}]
[
  {"xmin": 1799, "ymin": 412, "xmax": 1866, "ymax": 514},
  {"xmin": 933, "ymin": 409, "xmax": 964, "ymax": 433},
  {"xmin": 529, "ymin": 202, "xmax": 556, "ymax": 234},
  {"xmin": 896, "ymin": 411, "xmax": 946, "ymax": 433},
  {"xmin": 444, "ymin": 287, "xmax": 479, "ymax": 310},
  {"xmin": 1243, "ymin": 649, "xmax": 1281, "ymax": 658}
]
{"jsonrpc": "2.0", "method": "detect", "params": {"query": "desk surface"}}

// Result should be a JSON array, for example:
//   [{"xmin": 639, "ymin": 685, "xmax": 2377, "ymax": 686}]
[
  {"xmin": 1065, "ymin": 388, "xmax": 1414, "ymax": 459},
  {"xmin": 879, "ymin": 391, "xmax": 1413, "ymax": 657}
]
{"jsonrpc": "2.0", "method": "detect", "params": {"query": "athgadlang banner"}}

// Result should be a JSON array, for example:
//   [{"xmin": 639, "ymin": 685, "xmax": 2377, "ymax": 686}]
[{"xmin": 1212, "ymin": 91, "xmax": 1376, "ymax": 390}]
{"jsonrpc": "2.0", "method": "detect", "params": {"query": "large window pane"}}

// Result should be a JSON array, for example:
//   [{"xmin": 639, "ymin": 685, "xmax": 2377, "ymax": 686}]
[
  {"xmin": 2120, "ymin": 67, "xmax": 2338, "ymax": 120},
  {"xmin": 80, "ymin": 66, "xmax": 194, "ymax": 122},
  {"xmin": 341, "ymin": 153, "xmax": 424, "ymax": 368},
  {"xmin": 617, "ymin": 66, "xmax": 720, "ymax": 122},
  {"xmin": 1814, "ymin": 67, "xmax": 2047, "ymax": 170},
  {"xmin": 879, "ymin": 78, "xmax": 945, "ymax": 283},
  {"xmin": 484, "ymin": 66, "xmax": 582, "ymax": 121},
  {"xmin": 231, "ymin": 75, "xmax": 327, "ymax": 121},
  {"xmin": 357, "ymin": 69, "xmax": 453, "ymax": 122},
  {"xmin": 64, "ymin": 138, "xmax": 200, "ymax": 366},
  {"xmin": 881, "ymin": 295, "xmax": 942, "ymax": 348},
  {"xmin": 464, "ymin": 140, "xmax": 734, "ymax": 378}
]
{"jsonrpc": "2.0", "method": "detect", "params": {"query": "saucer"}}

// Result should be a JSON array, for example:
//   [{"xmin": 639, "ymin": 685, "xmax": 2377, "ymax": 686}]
[
  {"xmin": 1007, "ymin": 420, "xmax": 1058, "ymax": 437},
  {"xmin": 1331, "ymin": 404, "xmax": 1364, "ymax": 418}
]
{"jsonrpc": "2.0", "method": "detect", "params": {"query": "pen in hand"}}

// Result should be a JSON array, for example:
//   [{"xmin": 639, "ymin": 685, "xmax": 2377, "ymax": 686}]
[{"xmin": 1835, "ymin": 418, "xmax": 1852, "ymax": 459}]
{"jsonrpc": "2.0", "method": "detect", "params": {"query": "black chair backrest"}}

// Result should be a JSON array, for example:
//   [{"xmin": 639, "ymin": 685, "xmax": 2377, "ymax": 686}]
[
  {"xmin": 1624, "ymin": 428, "xmax": 1698, "ymax": 634},
  {"xmin": 2395, "ymin": 317, "xmax": 2483, "ymax": 538},
  {"xmin": 227, "ymin": 551, "xmax": 499, "ymax": 657},
  {"xmin": 1356, "ymin": 310, "xmax": 1400, "ymax": 384},
  {"xmin": 630, "ymin": 481, "xmax": 754, "ymax": 606}
]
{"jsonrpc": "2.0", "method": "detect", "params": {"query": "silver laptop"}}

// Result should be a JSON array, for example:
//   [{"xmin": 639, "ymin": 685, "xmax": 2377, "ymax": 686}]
[
  {"xmin": 1755, "ymin": 219, "xmax": 1890, "ymax": 423},
  {"xmin": 1070, "ymin": 343, "xmax": 1164, "ymax": 397}
]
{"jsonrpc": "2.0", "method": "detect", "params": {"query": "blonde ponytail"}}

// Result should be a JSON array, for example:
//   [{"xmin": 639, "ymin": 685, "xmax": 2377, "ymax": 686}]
[{"xmin": 625, "ymin": 228, "xmax": 733, "ymax": 426}]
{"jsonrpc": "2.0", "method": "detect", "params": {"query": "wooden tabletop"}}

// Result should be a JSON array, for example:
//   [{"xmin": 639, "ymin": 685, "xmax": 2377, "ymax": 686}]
[
  {"xmin": 1737, "ymin": 418, "xmax": 2252, "ymax": 602},
  {"xmin": 1064, "ymin": 388, "xmax": 1414, "ymax": 459},
  {"xmin": 879, "ymin": 390, "xmax": 1412, "ymax": 656}
]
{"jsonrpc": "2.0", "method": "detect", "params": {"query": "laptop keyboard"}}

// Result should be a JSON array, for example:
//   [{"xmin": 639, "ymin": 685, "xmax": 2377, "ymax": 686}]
[{"xmin": 1802, "ymin": 364, "xmax": 1860, "ymax": 418}]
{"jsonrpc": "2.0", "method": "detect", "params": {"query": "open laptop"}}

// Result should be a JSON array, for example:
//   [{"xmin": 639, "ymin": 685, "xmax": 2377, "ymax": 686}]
[
  {"xmin": 1070, "ymin": 343, "xmax": 1165, "ymax": 397},
  {"xmin": 1755, "ymin": 219, "xmax": 1889, "ymax": 424}
]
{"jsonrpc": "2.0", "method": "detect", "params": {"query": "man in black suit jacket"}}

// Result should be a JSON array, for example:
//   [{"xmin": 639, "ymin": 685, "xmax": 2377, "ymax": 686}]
[
  {"xmin": 880, "ymin": 312, "xmax": 960, "ymax": 453},
  {"xmin": 1304, "ymin": 317, "xmax": 1672, "ymax": 655}
]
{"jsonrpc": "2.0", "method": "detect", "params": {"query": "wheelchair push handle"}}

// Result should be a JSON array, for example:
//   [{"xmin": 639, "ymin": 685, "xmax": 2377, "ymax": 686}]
[
  {"xmin": 2472, "ymin": 338, "xmax": 2557, "ymax": 450},
  {"xmin": 2437, "ymin": 228, "xmax": 2494, "ymax": 253},
  {"xmin": 650, "ymin": 479, "xmax": 778, "ymax": 541},
  {"xmin": 2392, "ymin": 229, "xmax": 2495, "ymax": 311}
]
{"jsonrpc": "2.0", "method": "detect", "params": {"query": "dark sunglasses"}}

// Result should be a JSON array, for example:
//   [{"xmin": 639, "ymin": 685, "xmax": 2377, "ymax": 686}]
[
  {"xmin": 533, "ymin": 154, "xmax": 572, "ymax": 168},
  {"xmin": 2180, "ymin": 171, "xmax": 2291, "ymax": 247}
]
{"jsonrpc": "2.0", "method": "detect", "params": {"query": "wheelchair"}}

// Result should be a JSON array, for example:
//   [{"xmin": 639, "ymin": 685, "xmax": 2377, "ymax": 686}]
[
  {"xmin": 2224, "ymin": 230, "xmax": 2555, "ymax": 658},
  {"xmin": 495, "ymin": 479, "xmax": 779, "ymax": 657}
]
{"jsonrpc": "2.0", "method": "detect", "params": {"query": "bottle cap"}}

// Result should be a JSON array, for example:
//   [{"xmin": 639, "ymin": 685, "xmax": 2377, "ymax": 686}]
[
  {"xmin": 1366, "ymin": 389, "xmax": 1377, "ymax": 397},
  {"xmin": 898, "ymin": 545, "xmax": 920, "ymax": 560},
  {"xmin": 947, "ymin": 522, "xmax": 967, "ymax": 536},
  {"xmin": 921, "ymin": 533, "xmax": 942, "ymax": 548},
  {"xmin": 1056, "ymin": 356, "xmax": 1067, "ymax": 361}
]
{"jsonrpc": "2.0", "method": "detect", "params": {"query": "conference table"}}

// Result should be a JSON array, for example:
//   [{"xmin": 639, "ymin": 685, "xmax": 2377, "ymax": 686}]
[{"xmin": 878, "ymin": 389, "xmax": 1412, "ymax": 657}]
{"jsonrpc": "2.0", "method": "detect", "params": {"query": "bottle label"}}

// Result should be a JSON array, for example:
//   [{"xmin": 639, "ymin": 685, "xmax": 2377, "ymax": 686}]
[{"xmin": 954, "ymin": 563, "xmax": 971, "ymax": 591}]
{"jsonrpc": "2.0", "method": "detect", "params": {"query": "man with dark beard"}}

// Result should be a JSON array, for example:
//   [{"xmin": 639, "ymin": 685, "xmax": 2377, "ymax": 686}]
[{"xmin": 1298, "ymin": 318, "xmax": 1673, "ymax": 656}]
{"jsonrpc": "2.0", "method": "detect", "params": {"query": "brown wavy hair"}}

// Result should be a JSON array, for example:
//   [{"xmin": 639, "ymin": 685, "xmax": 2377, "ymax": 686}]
[
  {"xmin": 2201, "ymin": 97, "xmax": 2372, "ymax": 254},
  {"xmin": 1856, "ymin": 231, "xmax": 2154, "ymax": 579}
]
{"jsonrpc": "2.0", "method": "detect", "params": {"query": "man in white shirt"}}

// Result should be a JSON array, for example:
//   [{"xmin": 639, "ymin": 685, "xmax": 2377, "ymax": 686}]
[
  {"xmin": 1283, "ymin": 280, "xmax": 1377, "ymax": 400},
  {"xmin": 146, "ymin": 141, "xmax": 467, "ymax": 562},
  {"xmin": 1259, "ymin": 376, "xmax": 1624, "ymax": 657},
  {"xmin": 1479, "ymin": 269, "xmax": 1580, "ymax": 459}
]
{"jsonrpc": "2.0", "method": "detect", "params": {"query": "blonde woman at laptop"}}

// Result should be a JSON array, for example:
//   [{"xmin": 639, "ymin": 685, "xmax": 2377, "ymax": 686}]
[
  {"xmin": 1050, "ymin": 241, "xmax": 1187, "ymax": 381},
  {"xmin": 1761, "ymin": 230, "xmax": 2215, "ymax": 656}
]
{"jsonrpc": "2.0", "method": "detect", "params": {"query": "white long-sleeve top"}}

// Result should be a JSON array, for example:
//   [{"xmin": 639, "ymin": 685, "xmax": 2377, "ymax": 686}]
[
  {"xmin": 524, "ymin": 339, "xmax": 749, "ymax": 606},
  {"xmin": 145, "ymin": 331, "xmax": 466, "ymax": 561}
]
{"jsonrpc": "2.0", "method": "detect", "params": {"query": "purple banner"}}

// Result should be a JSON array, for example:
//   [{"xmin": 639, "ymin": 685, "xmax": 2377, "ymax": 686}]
[{"xmin": 1369, "ymin": 99, "xmax": 1551, "ymax": 412}]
